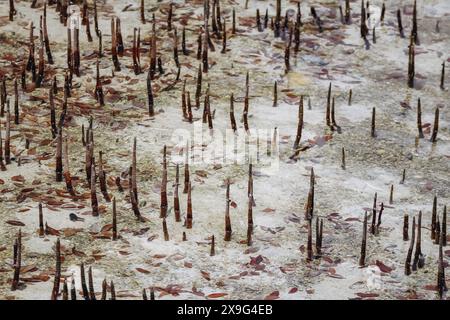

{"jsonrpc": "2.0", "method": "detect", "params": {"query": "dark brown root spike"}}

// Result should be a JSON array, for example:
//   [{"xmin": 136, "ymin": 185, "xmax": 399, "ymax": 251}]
[
  {"xmin": 403, "ymin": 214, "xmax": 409, "ymax": 241},
  {"xmin": 94, "ymin": 0, "xmax": 100, "ymax": 37},
  {"xmin": 63, "ymin": 137, "xmax": 75, "ymax": 196},
  {"xmin": 437, "ymin": 229, "xmax": 448, "ymax": 299},
  {"xmin": 232, "ymin": 8, "xmax": 236, "ymax": 34},
  {"xmin": 173, "ymin": 28, "xmax": 180, "ymax": 69},
  {"xmin": 163, "ymin": 218, "xmax": 169, "ymax": 241},
  {"xmin": 397, "ymin": 9, "xmax": 405, "ymax": 38},
  {"xmin": 370, "ymin": 193, "xmax": 377, "ymax": 235},
  {"xmin": 359, "ymin": 212, "xmax": 368, "ymax": 267},
  {"xmin": 432, "ymin": 196, "xmax": 438, "ymax": 240},
  {"xmin": 186, "ymin": 182, "xmax": 193, "ymax": 228},
  {"xmin": 80, "ymin": 263, "xmax": 90, "ymax": 300},
  {"xmin": 85, "ymin": 9, "xmax": 93, "ymax": 43},
  {"xmin": 229, "ymin": 93, "xmax": 237, "ymax": 131},
  {"xmin": 371, "ymin": 107, "xmax": 376, "ymax": 137},
  {"xmin": 315, "ymin": 217, "xmax": 323, "ymax": 256},
  {"xmin": 376, "ymin": 203, "xmax": 384, "ymax": 234},
  {"xmin": 142, "ymin": 288, "xmax": 147, "ymax": 300},
  {"xmin": 380, "ymin": 2, "xmax": 386, "ymax": 23},
  {"xmin": 71, "ymin": 278, "xmax": 77, "ymax": 300},
  {"xmin": 224, "ymin": 179, "xmax": 232, "ymax": 241},
  {"xmin": 98, "ymin": 151, "xmax": 111, "ymax": 202},
  {"xmin": 221, "ymin": 18, "xmax": 227, "ymax": 54},
  {"xmin": 210, "ymin": 235, "xmax": 215, "ymax": 256},
  {"xmin": 408, "ymin": 36, "xmax": 415, "ymax": 88},
  {"xmin": 129, "ymin": 167, "xmax": 141, "ymax": 220},
  {"xmin": 183, "ymin": 146, "xmax": 190, "ymax": 194},
  {"xmin": 38, "ymin": 203, "xmax": 44, "ymax": 237},
  {"xmin": 187, "ymin": 91, "xmax": 193, "ymax": 123},
  {"xmin": 55, "ymin": 128, "xmax": 63, "ymax": 182},
  {"xmin": 95, "ymin": 60, "xmax": 104, "ymax": 106},
  {"xmin": 293, "ymin": 96, "xmax": 304, "ymax": 150},
  {"xmin": 435, "ymin": 215, "xmax": 441, "ymax": 245},
  {"xmin": 160, "ymin": 146, "xmax": 168, "ymax": 218},
  {"xmin": 326, "ymin": 83, "xmax": 331, "ymax": 127},
  {"xmin": 417, "ymin": 98, "xmax": 424, "ymax": 138},
  {"xmin": 405, "ymin": 216, "xmax": 416, "ymax": 276},
  {"xmin": 0, "ymin": 127, "xmax": 5, "ymax": 171},
  {"xmin": 43, "ymin": 6, "xmax": 54, "ymax": 65},
  {"xmin": 412, "ymin": 211, "xmax": 424, "ymax": 270},
  {"xmin": 174, "ymin": 165, "xmax": 181, "ymax": 222},
  {"xmin": 147, "ymin": 69, "xmax": 154, "ymax": 117},
  {"xmin": 430, "ymin": 107, "xmax": 439, "ymax": 143},
  {"xmin": 11, "ymin": 230, "xmax": 22, "ymax": 291},
  {"xmin": 91, "ymin": 164, "xmax": 99, "ymax": 217},
  {"xmin": 389, "ymin": 185, "xmax": 394, "ymax": 204},
  {"xmin": 272, "ymin": 81, "xmax": 278, "ymax": 107},
  {"xmin": 140, "ymin": 0, "xmax": 146, "ymax": 24},
  {"xmin": 88, "ymin": 266, "xmax": 96, "ymax": 300},
  {"xmin": 14, "ymin": 79, "xmax": 19, "ymax": 125},
  {"xmin": 412, "ymin": 0, "xmax": 419, "ymax": 45},
  {"xmin": 9, "ymin": 0, "xmax": 16, "ymax": 21},
  {"xmin": 101, "ymin": 279, "xmax": 107, "ymax": 300},
  {"xmin": 50, "ymin": 239, "xmax": 62, "ymax": 300},
  {"xmin": 167, "ymin": 3, "xmax": 173, "ymax": 31},
  {"xmin": 110, "ymin": 281, "xmax": 116, "ymax": 300},
  {"xmin": 306, "ymin": 218, "xmax": 313, "ymax": 262},
  {"xmin": 73, "ymin": 27, "xmax": 81, "ymax": 77},
  {"xmin": 443, "ymin": 206, "xmax": 447, "ymax": 247},
  {"xmin": 360, "ymin": 0, "xmax": 368, "ymax": 39},
  {"xmin": 111, "ymin": 18, "xmax": 121, "ymax": 72},
  {"xmin": 341, "ymin": 147, "xmax": 346, "ymax": 170},
  {"xmin": 112, "ymin": 197, "xmax": 118, "ymax": 240},
  {"xmin": 5, "ymin": 110, "xmax": 11, "ymax": 164},
  {"xmin": 440, "ymin": 62, "xmax": 445, "ymax": 90},
  {"xmin": 345, "ymin": 0, "xmax": 351, "ymax": 24},
  {"xmin": 116, "ymin": 18, "xmax": 124, "ymax": 56},
  {"xmin": 62, "ymin": 280, "xmax": 68, "ymax": 300}
]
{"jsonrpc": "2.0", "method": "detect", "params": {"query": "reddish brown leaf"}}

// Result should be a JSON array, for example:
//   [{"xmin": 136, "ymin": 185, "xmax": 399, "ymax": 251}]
[
  {"xmin": 201, "ymin": 270, "xmax": 211, "ymax": 281},
  {"xmin": 207, "ymin": 293, "xmax": 228, "ymax": 298},
  {"xmin": 11, "ymin": 175, "xmax": 25, "ymax": 183},
  {"xmin": 101, "ymin": 224, "xmax": 113, "ymax": 232},
  {"xmin": 6, "ymin": 220, "xmax": 25, "ymax": 226},
  {"xmin": 375, "ymin": 260, "xmax": 393, "ymax": 273},
  {"xmin": 136, "ymin": 268, "xmax": 151, "ymax": 274},
  {"xmin": 264, "ymin": 291, "xmax": 280, "ymax": 300}
]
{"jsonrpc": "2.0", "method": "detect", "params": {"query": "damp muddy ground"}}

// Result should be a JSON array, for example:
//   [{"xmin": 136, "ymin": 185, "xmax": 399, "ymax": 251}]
[{"xmin": 0, "ymin": 0, "xmax": 449, "ymax": 300}]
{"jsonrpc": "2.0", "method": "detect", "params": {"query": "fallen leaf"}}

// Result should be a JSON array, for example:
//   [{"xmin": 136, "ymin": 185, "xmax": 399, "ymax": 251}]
[
  {"xmin": 6, "ymin": 220, "xmax": 25, "ymax": 227},
  {"xmin": 207, "ymin": 293, "xmax": 228, "ymax": 298},
  {"xmin": 356, "ymin": 292, "xmax": 379, "ymax": 298},
  {"xmin": 375, "ymin": 260, "xmax": 393, "ymax": 273},
  {"xmin": 136, "ymin": 268, "xmax": 151, "ymax": 274},
  {"xmin": 264, "ymin": 291, "xmax": 280, "ymax": 300},
  {"xmin": 201, "ymin": 270, "xmax": 211, "ymax": 281}
]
